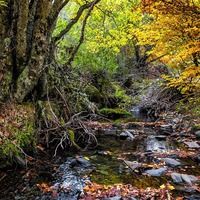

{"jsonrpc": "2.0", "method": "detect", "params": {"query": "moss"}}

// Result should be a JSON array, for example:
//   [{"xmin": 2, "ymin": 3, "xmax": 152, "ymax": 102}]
[
  {"xmin": 99, "ymin": 108, "xmax": 132, "ymax": 119},
  {"xmin": 0, "ymin": 103, "xmax": 35, "ymax": 168}
]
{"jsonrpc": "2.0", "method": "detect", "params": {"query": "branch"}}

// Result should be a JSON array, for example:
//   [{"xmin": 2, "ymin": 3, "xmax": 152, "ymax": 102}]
[
  {"xmin": 66, "ymin": 0, "xmax": 100, "ymax": 65},
  {"xmin": 147, "ymin": 53, "xmax": 168, "ymax": 64},
  {"xmin": 52, "ymin": 0, "xmax": 100, "ymax": 43}
]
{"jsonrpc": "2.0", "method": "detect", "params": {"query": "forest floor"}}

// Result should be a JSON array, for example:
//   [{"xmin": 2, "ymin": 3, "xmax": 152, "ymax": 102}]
[{"xmin": 0, "ymin": 110, "xmax": 200, "ymax": 200}]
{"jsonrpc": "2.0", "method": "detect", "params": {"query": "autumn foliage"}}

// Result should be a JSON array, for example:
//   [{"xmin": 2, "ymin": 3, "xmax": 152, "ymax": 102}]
[{"xmin": 138, "ymin": 0, "xmax": 200, "ymax": 94}]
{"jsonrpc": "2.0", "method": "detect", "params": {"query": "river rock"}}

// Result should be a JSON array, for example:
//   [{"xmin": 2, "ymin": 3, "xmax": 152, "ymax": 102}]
[
  {"xmin": 184, "ymin": 141, "xmax": 200, "ymax": 148},
  {"xmin": 144, "ymin": 167, "xmax": 167, "ymax": 177},
  {"xmin": 171, "ymin": 173, "xmax": 198, "ymax": 185},
  {"xmin": 162, "ymin": 158, "xmax": 181, "ymax": 167},
  {"xmin": 181, "ymin": 174, "xmax": 198, "ymax": 185},
  {"xmin": 119, "ymin": 130, "xmax": 135, "ymax": 141},
  {"xmin": 124, "ymin": 160, "xmax": 142, "ymax": 170}
]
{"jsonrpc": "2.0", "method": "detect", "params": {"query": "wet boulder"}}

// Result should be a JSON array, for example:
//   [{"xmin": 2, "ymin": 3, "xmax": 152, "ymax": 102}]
[
  {"xmin": 162, "ymin": 158, "xmax": 181, "ymax": 167},
  {"xmin": 144, "ymin": 167, "xmax": 167, "ymax": 177}
]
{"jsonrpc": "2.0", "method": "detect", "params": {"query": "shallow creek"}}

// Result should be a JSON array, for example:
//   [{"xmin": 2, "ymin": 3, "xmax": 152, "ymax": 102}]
[{"xmin": 1, "ymin": 110, "xmax": 200, "ymax": 200}]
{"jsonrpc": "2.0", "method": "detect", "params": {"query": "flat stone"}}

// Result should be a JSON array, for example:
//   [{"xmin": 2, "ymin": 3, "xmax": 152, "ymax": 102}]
[
  {"xmin": 181, "ymin": 174, "xmax": 198, "ymax": 185},
  {"xmin": 171, "ymin": 173, "xmax": 198, "ymax": 185},
  {"xmin": 184, "ymin": 141, "xmax": 200, "ymax": 148},
  {"xmin": 144, "ymin": 167, "xmax": 167, "ymax": 177},
  {"xmin": 171, "ymin": 173, "xmax": 183, "ymax": 183},
  {"xmin": 163, "ymin": 158, "xmax": 181, "ymax": 167}
]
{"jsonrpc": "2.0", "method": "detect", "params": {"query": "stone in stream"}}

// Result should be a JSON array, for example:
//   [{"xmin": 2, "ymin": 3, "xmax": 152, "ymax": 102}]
[
  {"xmin": 184, "ymin": 141, "xmax": 200, "ymax": 148},
  {"xmin": 119, "ymin": 130, "xmax": 135, "ymax": 141},
  {"xmin": 162, "ymin": 158, "xmax": 181, "ymax": 167},
  {"xmin": 171, "ymin": 173, "xmax": 183, "ymax": 183},
  {"xmin": 171, "ymin": 173, "xmax": 198, "ymax": 185},
  {"xmin": 181, "ymin": 174, "xmax": 198, "ymax": 185},
  {"xmin": 124, "ymin": 160, "xmax": 142, "ymax": 171},
  {"xmin": 144, "ymin": 167, "xmax": 167, "ymax": 177}
]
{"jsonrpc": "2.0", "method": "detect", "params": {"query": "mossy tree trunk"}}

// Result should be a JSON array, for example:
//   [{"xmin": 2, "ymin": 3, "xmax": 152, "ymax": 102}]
[{"xmin": 0, "ymin": 0, "xmax": 100, "ymax": 102}]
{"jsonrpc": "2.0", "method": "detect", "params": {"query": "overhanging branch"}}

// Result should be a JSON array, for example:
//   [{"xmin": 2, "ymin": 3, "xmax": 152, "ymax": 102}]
[{"xmin": 52, "ymin": 0, "xmax": 100, "ymax": 43}]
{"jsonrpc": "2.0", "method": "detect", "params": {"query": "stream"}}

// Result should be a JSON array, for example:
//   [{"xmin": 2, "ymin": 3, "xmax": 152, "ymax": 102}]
[{"xmin": 0, "ymin": 107, "xmax": 200, "ymax": 200}]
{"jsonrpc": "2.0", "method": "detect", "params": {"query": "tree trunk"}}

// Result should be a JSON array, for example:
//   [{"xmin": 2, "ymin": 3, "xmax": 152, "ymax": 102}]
[{"xmin": 0, "ymin": 0, "xmax": 100, "ymax": 102}]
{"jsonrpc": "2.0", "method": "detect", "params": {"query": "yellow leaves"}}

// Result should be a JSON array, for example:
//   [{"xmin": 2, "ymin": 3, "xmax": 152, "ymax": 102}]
[
  {"xmin": 162, "ymin": 66, "xmax": 200, "ymax": 94},
  {"xmin": 160, "ymin": 184, "xmax": 175, "ymax": 190},
  {"xmin": 136, "ymin": 0, "xmax": 200, "ymax": 70}
]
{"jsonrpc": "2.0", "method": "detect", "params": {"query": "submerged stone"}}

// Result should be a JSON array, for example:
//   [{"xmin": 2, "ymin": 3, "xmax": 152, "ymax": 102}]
[{"xmin": 144, "ymin": 167, "xmax": 167, "ymax": 177}]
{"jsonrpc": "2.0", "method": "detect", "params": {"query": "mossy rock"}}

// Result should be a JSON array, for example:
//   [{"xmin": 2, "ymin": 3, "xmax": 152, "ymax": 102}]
[
  {"xmin": 0, "ymin": 103, "xmax": 36, "ymax": 168},
  {"xmin": 99, "ymin": 108, "xmax": 132, "ymax": 119}
]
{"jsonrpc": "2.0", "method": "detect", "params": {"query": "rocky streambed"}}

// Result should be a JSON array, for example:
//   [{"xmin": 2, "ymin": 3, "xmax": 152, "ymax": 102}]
[{"xmin": 0, "ymin": 111, "xmax": 200, "ymax": 200}]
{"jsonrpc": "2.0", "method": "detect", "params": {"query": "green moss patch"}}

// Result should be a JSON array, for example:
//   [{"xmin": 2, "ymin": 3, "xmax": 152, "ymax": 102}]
[{"xmin": 99, "ymin": 108, "xmax": 132, "ymax": 119}]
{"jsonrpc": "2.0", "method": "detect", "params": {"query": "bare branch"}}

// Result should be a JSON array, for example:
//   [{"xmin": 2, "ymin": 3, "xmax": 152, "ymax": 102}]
[{"xmin": 52, "ymin": 0, "xmax": 100, "ymax": 43}]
